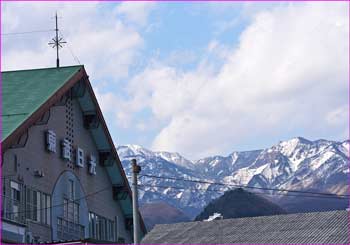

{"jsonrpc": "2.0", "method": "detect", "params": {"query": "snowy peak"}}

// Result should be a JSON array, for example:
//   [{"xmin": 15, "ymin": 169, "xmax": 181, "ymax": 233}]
[
  {"xmin": 154, "ymin": 151, "xmax": 195, "ymax": 169},
  {"xmin": 339, "ymin": 140, "xmax": 349, "ymax": 157},
  {"xmin": 275, "ymin": 137, "xmax": 317, "ymax": 156},
  {"xmin": 117, "ymin": 137, "xmax": 349, "ymax": 218},
  {"xmin": 117, "ymin": 145, "xmax": 195, "ymax": 170},
  {"xmin": 117, "ymin": 144, "xmax": 153, "ymax": 159},
  {"xmin": 271, "ymin": 137, "xmax": 339, "ymax": 171}
]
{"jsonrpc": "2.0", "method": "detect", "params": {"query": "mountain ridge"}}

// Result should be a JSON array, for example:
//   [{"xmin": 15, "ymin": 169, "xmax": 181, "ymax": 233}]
[{"xmin": 118, "ymin": 137, "xmax": 349, "ymax": 218}]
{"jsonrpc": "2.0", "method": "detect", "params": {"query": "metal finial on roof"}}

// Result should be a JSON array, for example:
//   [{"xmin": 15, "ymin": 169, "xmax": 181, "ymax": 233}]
[{"xmin": 48, "ymin": 12, "xmax": 66, "ymax": 68}]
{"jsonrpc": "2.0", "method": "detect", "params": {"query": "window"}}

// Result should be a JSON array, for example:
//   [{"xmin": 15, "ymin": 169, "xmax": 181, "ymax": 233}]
[
  {"xmin": 11, "ymin": 181, "xmax": 20, "ymax": 201},
  {"xmin": 63, "ymin": 198, "xmax": 79, "ymax": 223},
  {"xmin": 10, "ymin": 181, "xmax": 21, "ymax": 222},
  {"xmin": 89, "ymin": 212, "xmax": 96, "ymax": 238},
  {"xmin": 100, "ymin": 218, "xmax": 107, "ymax": 240},
  {"xmin": 57, "ymin": 217, "xmax": 84, "ymax": 240},
  {"xmin": 46, "ymin": 194, "xmax": 51, "ymax": 225},
  {"xmin": 25, "ymin": 188, "xmax": 41, "ymax": 222},
  {"xmin": 68, "ymin": 179, "xmax": 75, "ymax": 200},
  {"xmin": 115, "ymin": 216, "xmax": 119, "ymax": 242},
  {"xmin": 41, "ymin": 193, "xmax": 51, "ymax": 225},
  {"xmin": 68, "ymin": 200, "xmax": 74, "ymax": 221},
  {"xmin": 95, "ymin": 215, "xmax": 100, "ymax": 240},
  {"xmin": 33, "ymin": 190, "xmax": 40, "ymax": 221},
  {"xmin": 74, "ymin": 202, "xmax": 79, "ymax": 223},
  {"xmin": 57, "ymin": 217, "xmax": 63, "ymax": 235},
  {"xmin": 89, "ymin": 212, "xmax": 115, "ymax": 241},
  {"xmin": 107, "ymin": 219, "xmax": 115, "ymax": 241},
  {"xmin": 59, "ymin": 197, "xmax": 82, "ymax": 240},
  {"xmin": 4, "ymin": 182, "xmax": 50, "ymax": 225},
  {"xmin": 63, "ymin": 199, "xmax": 68, "ymax": 218}
]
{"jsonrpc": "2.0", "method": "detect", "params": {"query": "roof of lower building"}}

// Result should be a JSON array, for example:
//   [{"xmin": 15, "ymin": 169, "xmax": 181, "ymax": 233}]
[
  {"xmin": 141, "ymin": 210, "xmax": 349, "ymax": 244},
  {"xmin": 1, "ymin": 65, "xmax": 83, "ymax": 140}
]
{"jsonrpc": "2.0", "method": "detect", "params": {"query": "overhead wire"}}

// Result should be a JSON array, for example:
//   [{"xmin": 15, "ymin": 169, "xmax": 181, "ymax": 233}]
[
  {"xmin": 59, "ymin": 30, "xmax": 81, "ymax": 65},
  {"xmin": 4, "ymin": 185, "xmax": 111, "ymax": 216},
  {"xmin": 139, "ymin": 174, "xmax": 350, "ymax": 198},
  {"xmin": 1, "ymin": 28, "xmax": 81, "ymax": 66},
  {"xmin": 2, "ymin": 29, "xmax": 54, "ymax": 36},
  {"xmin": 1, "ymin": 174, "xmax": 17, "ymax": 179},
  {"xmin": 138, "ymin": 183, "xmax": 349, "ymax": 200}
]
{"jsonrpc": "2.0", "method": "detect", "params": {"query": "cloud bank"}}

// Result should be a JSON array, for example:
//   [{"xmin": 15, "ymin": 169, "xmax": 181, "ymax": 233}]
[
  {"xmin": 116, "ymin": 2, "xmax": 348, "ymax": 159},
  {"xmin": 3, "ymin": 2, "xmax": 348, "ymax": 160},
  {"xmin": 2, "ymin": 2, "xmax": 153, "ymax": 81}
]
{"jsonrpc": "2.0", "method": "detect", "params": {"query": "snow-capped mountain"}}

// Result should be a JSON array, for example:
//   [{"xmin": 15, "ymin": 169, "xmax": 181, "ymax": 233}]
[
  {"xmin": 118, "ymin": 145, "xmax": 213, "ymax": 215},
  {"xmin": 117, "ymin": 137, "xmax": 349, "ymax": 218}
]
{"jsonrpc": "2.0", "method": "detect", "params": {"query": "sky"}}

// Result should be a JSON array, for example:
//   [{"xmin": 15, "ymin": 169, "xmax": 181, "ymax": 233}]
[{"xmin": 2, "ymin": 1, "xmax": 349, "ymax": 160}]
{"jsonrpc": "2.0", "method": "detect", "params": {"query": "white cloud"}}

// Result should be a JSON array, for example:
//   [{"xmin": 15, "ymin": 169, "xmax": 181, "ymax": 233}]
[
  {"xmin": 121, "ymin": 2, "xmax": 348, "ymax": 159},
  {"xmin": 2, "ymin": 2, "xmax": 152, "ymax": 81},
  {"xmin": 115, "ymin": 2, "xmax": 156, "ymax": 27},
  {"xmin": 326, "ymin": 106, "xmax": 348, "ymax": 126},
  {"xmin": 2, "ymin": 1, "xmax": 157, "ymax": 144},
  {"xmin": 3, "ymin": 2, "xmax": 348, "ymax": 159},
  {"xmin": 94, "ymin": 88, "xmax": 134, "ymax": 129}
]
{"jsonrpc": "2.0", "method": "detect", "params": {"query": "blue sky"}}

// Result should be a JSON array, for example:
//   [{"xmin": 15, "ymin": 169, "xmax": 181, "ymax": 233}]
[{"xmin": 2, "ymin": 2, "xmax": 348, "ymax": 159}]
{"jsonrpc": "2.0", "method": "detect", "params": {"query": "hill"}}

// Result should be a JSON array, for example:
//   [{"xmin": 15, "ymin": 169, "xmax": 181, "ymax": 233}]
[
  {"xmin": 140, "ymin": 202, "xmax": 190, "ymax": 231},
  {"xmin": 279, "ymin": 193, "xmax": 349, "ymax": 213},
  {"xmin": 195, "ymin": 188, "xmax": 286, "ymax": 221}
]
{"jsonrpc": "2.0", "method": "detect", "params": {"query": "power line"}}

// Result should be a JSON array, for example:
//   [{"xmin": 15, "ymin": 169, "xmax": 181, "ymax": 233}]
[
  {"xmin": 138, "ymin": 183, "xmax": 349, "ymax": 200},
  {"xmin": 1, "ymin": 174, "xmax": 16, "ymax": 179},
  {"xmin": 139, "ymin": 174, "xmax": 350, "ymax": 198},
  {"xmin": 4, "ymin": 185, "xmax": 111, "ymax": 216},
  {"xmin": 59, "ymin": 30, "xmax": 81, "ymax": 65},
  {"xmin": 2, "ymin": 29, "xmax": 54, "ymax": 36}
]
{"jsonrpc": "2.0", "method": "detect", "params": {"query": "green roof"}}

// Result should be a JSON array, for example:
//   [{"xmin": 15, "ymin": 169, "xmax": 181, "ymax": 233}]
[{"xmin": 1, "ymin": 65, "xmax": 83, "ymax": 141}]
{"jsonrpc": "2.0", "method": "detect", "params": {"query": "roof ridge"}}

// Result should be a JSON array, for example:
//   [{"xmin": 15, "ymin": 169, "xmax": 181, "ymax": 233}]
[
  {"xmin": 2, "ymin": 65, "xmax": 84, "ymax": 141},
  {"xmin": 1, "ymin": 65, "xmax": 84, "ymax": 73},
  {"xmin": 156, "ymin": 209, "xmax": 348, "ymax": 227},
  {"xmin": 144, "ymin": 209, "xmax": 349, "ymax": 244}
]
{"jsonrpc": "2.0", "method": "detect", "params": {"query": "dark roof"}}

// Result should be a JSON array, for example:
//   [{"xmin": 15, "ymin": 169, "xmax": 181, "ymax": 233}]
[
  {"xmin": 1, "ymin": 65, "xmax": 83, "ymax": 140},
  {"xmin": 141, "ymin": 210, "xmax": 349, "ymax": 244}
]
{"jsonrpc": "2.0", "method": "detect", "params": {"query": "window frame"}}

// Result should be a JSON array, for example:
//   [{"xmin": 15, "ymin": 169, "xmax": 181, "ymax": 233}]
[
  {"xmin": 25, "ymin": 187, "xmax": 41, "ymax": 223},
  {"xmin": 41, "ymin": 193, "xmax": 51, "ymax": 225},
  {"xmin": 88, "ymin": 211, "xmax": 116, "ymax": 242}
]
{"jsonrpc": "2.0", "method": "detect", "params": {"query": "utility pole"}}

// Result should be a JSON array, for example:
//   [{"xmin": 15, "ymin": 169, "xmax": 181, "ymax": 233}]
[
  {"xmin": 48, "ymin": 12, "xmax": 66, "ymax": 68},
  {"xmin": 131, "ymin": 159, "xmax": 141, "ymax": 245}
]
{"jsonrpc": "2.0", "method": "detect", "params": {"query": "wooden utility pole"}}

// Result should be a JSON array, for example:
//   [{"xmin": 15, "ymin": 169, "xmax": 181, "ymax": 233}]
[{"xmin": 131, "ymin": 159, "xmax": 141, "ymax": 244}]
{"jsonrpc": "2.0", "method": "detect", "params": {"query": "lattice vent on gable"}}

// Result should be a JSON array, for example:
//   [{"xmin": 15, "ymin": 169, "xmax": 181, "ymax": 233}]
[{"xmin": 65, "ymin": 93, "xmax": 75, "ymax": 169}]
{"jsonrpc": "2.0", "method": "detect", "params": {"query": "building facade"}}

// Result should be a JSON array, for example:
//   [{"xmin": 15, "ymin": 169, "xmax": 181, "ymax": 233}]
[{"xmin": 1, "ymin": 66, "xmax": 145, "ymax": 243}]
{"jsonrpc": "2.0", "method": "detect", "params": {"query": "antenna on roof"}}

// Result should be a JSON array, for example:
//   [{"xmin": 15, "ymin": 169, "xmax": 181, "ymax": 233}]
[{"xmin": 48, "ymin": 12, "xmax": 66, "ymax": 68}]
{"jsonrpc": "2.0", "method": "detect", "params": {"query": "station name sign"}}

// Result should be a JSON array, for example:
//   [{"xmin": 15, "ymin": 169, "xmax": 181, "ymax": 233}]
[{"xmin": 45, "ymin": 130, "xmax": 96, "ymax": 175}]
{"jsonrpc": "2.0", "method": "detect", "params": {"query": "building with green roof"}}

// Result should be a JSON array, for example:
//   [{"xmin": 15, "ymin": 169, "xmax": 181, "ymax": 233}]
[{"xmin": 1, "ymin": 66, "xmax": 146, "ymax": 243}]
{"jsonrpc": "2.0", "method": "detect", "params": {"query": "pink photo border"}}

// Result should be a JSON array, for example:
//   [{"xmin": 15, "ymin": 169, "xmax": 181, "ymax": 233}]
[{"xmin": 0, "ymin": 1, "xmax": 349, "ymax": 245}]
